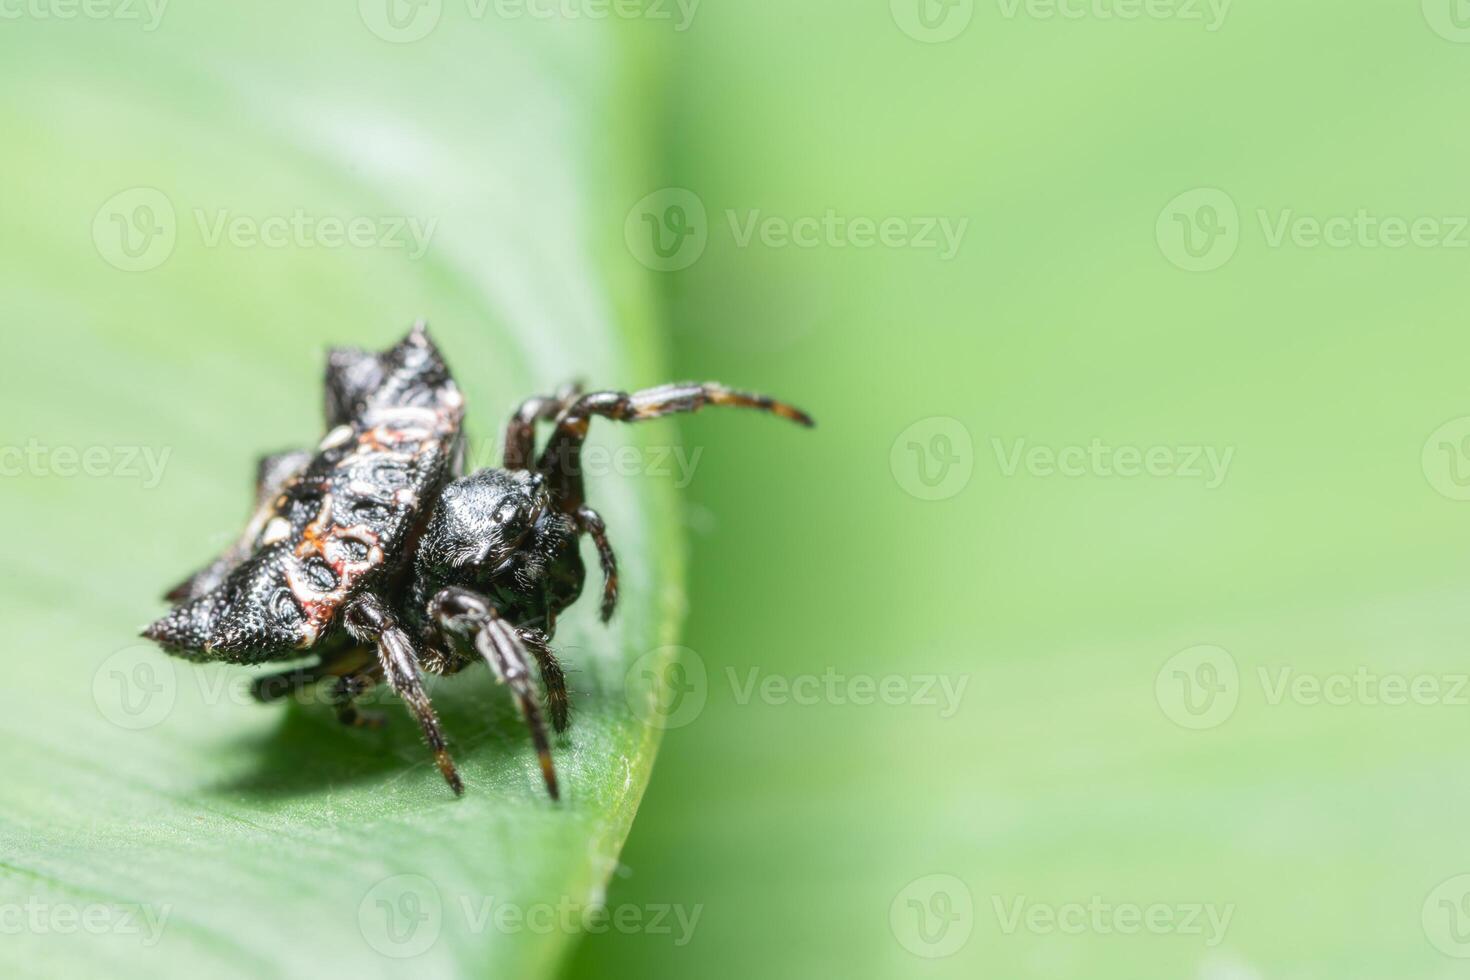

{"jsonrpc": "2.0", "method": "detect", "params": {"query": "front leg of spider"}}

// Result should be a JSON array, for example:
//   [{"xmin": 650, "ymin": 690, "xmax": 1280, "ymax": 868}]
[
  {"xmin": 574, "ymin": 505, "xmax": 619, "ymax": 623},
  {"xmin": 503, "ymin": 382, "xmax": 583, "ymax": 471},
  {"xmin": 430, "ymin": 587, "xmax": 561, "ymax": 800},
  {"xmin": 344, "ymin": 593, "xmax": 464, "ymax": 796},
  {"xmin": 523, "ymin": 382, "xmax": 814, "ymax": 622},
  {"xmin": 516, "ymin": 625, "xmax": 571, "ymax": 734}
]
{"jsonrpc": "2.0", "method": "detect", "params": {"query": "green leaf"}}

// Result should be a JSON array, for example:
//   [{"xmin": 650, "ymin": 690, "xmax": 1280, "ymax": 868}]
[{"xmin": 0, "ymin": 12, "xmax": 682, "ymax": 978}]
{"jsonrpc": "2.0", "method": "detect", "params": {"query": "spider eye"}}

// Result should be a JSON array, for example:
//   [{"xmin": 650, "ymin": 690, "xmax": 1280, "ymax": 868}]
[{"xmin": 493, "ymin": 502, "xmax": 520, "ymax": 526}]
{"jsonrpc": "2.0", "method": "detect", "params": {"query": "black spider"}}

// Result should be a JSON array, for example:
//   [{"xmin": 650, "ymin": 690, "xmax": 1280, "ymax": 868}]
[{"xmin": 142, "ymin": 323, "xmax": 813, "ymax": 799}]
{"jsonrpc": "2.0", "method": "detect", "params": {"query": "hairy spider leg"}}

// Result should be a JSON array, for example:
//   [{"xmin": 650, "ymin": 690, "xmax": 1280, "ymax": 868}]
[
  {"xmin": 431, "ymin": 587, "xmax": 562, "ymax": 800},
  {"xmin": 345, "ymin": 593, "xmax": 464, "ymax": 796}
]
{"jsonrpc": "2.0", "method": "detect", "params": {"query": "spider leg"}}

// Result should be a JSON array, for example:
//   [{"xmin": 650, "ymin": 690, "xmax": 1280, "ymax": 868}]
[
  {"xmin": 320, "ymin": 643, "xmax": 388, "ymax": 729},
  {"xmin": 516, "ymin": 625, "xmax": 570, "ymax": 733},
  {"xmin": 345, "ymin": 593, "xmax": 463, "ymax": 796},
  {"xmin": 431, "ymin": 587, "xmax": 561, "ymax": 800},
  {"xmin": 251, "ymin": 661, "xmax": 327, "ymax": 704},
  {"xmin": 574, "ymin": 505, "xmax": 619, "ymax": 624},
  {"xmin": 329, "ymin": 665, "xmax": 388, "ymax": 730},
  {"xmin": 535, "ymin": 382, "xmax": 814, "ymax": 511},
  {"xmin": 250, "ymin": 641, "xmax": 376, "ymax": 704},
  {"xmin": 250, "ymin": 646, "xmax": 386, "ymax": 727},
  {"xmin": 503, "ymin": 381, "xmax": 584, "ymax": 470}
]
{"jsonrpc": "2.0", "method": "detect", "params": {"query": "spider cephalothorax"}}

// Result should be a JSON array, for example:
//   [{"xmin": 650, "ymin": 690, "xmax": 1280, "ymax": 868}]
[
  {"xmin": 407, "ymin": 468, "xmax": 586, "ymax": 640},
  {"xmin": 143, "ymin": 323, "xmax": 813, "ymax": 799}
]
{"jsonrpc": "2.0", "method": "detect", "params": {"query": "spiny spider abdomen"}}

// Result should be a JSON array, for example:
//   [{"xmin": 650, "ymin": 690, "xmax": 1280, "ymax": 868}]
[{"xmin": 143, "ymin": 323, "xmax": 813, "ymax": 799}]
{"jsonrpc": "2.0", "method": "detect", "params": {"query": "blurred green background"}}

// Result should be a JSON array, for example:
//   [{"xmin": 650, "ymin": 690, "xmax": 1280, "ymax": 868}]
[
  {"xmin": 572, "ymin": 2, "xmax": 1470, "ymax": 978},
  {"xmin": 7, "ymin": 1, "xmax": 1470, "ymax": 978}
]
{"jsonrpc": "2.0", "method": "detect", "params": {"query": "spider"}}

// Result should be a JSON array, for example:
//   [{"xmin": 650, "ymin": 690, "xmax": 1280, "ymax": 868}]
[{"xmin": 142, "ymin": 323, "xmax": 812, "ymax": 799}]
